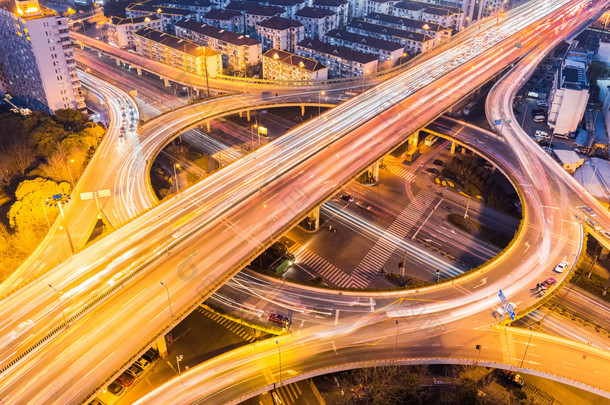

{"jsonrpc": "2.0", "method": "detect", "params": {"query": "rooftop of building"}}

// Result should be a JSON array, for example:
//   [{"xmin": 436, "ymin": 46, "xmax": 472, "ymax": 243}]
[
  {"xmin": 267, "ymin": 0, "xmax": 306, "ymax": 6},
  {"xmin": 127, "ymin": 1, "xmax": 193, "ymax": 15},
  {"xmin": 225, "ymin": 1, "xmax": 257, "ymax": 12},
  {"xmin": 296, "ymin": 6, "xmax": 335, "ymax": 18},
  {"xmin": 263, "ymin": 48, "xmax": 328, "ymax": 72},
  {"xmin": 134, "ymin": 26, "xmax": 219, "ymax": 56},
  {"xmin": 365, "ymin": 12, "xmax": 450, "ymax": 32},
  {"xmin": 257, "ymin": 16, "xmax": 303, "ymax": 29},
  {"xmin": 574, "ymin": 158, "xmax": 610, "ymax": 201},
  {"xmin": 562, "ymin": 58, "xmax": 588, "ymax": 89},
  {"xmin": 108, "ymin": 14, "xmax": 161, "ymax": 25},
  {"xmin": 297, "ymin": 38, "xmax": 378, "ymax": 64},
  {"xmin": 176, "ymin": 18, "xmax": 260, "ymax": 45},
  {"xmin": 325, "ymin": 28, "xmax": 403, "ymax": 51},
  {"xmin": 155, "ymin": 0, "xmax": 212, "ymax": 7},
  {"xmin": 247, "ymin": 4, "xmax": 286, "ymax": 16},
  {"xmin": 202, "ymin": 8, "xmax": 243, "ymax": 19},
  {"xmin": 348, "ymin": 19, "xmax": 434, "ymax": 43},
  {"xmin": 0, "ymin": 0, "xmax": 59, "ymax": 20},
  {"xmin": 392, "ymin": 0, "xmax": 463, "ymax": 15},
  {"xmin": 312, "ymin": 0, "xmax": 347, "ymax": 7}
]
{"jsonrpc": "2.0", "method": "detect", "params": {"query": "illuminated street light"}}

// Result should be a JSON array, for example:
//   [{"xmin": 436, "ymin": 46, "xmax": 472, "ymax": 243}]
[
  {"xmin": 159, "ymin": 282, "xmax": 175, "ymax": 323},
  {"xmin": 275, "ymin": 340, "xmax": 282, "ymax": 386},
  {"xmin": 46, "ymin": 194, "xmax": 75, "ymax": 254},
  {"xmin": 173, "ymin": 164, "xmax": 180, "ymax": 194},
  {"xmin": 48, "ymin": 284, "xmax": 68, "ymax": 326},
  {"xmin": 66, "ymin": 159, "xmax": 76, "ymax": 188},
  {"xmin": 318, "ymin": 91, "xmax": 325, "ymax": 116}
]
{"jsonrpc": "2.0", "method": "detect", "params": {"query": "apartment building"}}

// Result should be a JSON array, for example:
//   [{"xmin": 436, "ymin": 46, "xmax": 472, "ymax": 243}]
[
  {"xmin": 126, "ymin": 1, "xmax": 194, "ymax": 30},
  {"xmin": 364, "ymin": 12, "xmax": 451, "ymax": 45},
  {"xmin": 295, "ymin": 38, "xmax": 378, "ymax": 77},
  {"xmin": 175, "ymin": 18, "xmax": 261, "ymax": 71},
  {"xmin": 390, "ymin": 0, "xmax": 465, "ymax": 31},
  {"xmin": 325, "ymin": 28, "xmax": 403, "ymax": 64},
  {"xmin": 364, "ymin": 0, "xmax": 398, "ymax": 14},
  {"xmin": 262, "ymin": 48, "xmax": 328, "ymax": 81},
  {"xmin": 312, "ymin": 0, "xmax": 348, "ymax": 26},
  {"xmin": 106, "ymin": 15, "xmax": 162, "ymax": 48},
  {"xmin": 201, "ymin": 9, "xmax": 245, "ymax": 32},
  {"xmin": 295, "ymin": 7, "xmax": 336, "ymax": 40},
  {"xmin": 134, "ymin": 26, "xmax": 222, "ymax": 76},
  {"xmin": 0, "ymin": 0, "xmax": 84, "ymax": 112},
  {"xmin": 347, "ymin": 19, "xmax": 434, "ymax": 53},
  {"xmin": 257, "ymin": 16, "xmax": 304, "ymax": 52},
  {"xmin": 266, "ymin": 0, "xmax": 307, "ymax": 18},
  {"xmin": 155, "ymin": 0, "xmax": 213, "ymax": 16}
]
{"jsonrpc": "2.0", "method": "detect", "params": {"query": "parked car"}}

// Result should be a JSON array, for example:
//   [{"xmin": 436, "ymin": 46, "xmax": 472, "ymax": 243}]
[
  {"xmin": 601, "ymin": 230, "xmax": 610, "ymax": 240},
  {"xmin": 340, "ymin": 194, "xmax": 354, "ymax": 202},
  {"xmin": 502, "ymin": 370, "xmax": 524, "ymax": 387},
  {"xmin": 268, "ymin": 313, "xmax": 291, "ymax": 326},
  {"xmin": 426, "ymin": 168, "xmax": 440, "ymax": 175},
  {"xmin": 141, "ymin": 348, "xmax": 159, "ymax": 363},
  {"xmin": 135, "ymin": 357, "xmax": 151, "ymax": 369},
  {"xmin": 554, "ymin": 261, "xmax": 569, "ymax": 273},
  {"xmin": 115, "ymin": 372, "xmax": 135, "ymax": 387},
  {"xmin": 433, "ymin": 159, "xmax": 445, "ymax": 166},
  {"xmin": 125, "ymin": 363, "xmax": 144, "ymax": 378},
  {"xmin": 579, "ymin": 206, "xmax": 596, "ymax": 217},
  {"xmin": 107, "ymin": 381, "xmax": 124, "ymax": 396}
]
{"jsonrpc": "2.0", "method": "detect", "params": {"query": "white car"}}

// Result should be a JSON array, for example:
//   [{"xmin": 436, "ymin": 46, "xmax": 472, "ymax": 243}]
[
  {"xmin": 497, "ymin": 302, "xmax": 516, "ymax": 316},
  {"xmin": 554, "ymin": 261, "xmax": 569, "ymax": 273}
]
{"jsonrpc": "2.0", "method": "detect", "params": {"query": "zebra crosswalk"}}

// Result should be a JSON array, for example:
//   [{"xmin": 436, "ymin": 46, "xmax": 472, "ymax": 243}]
[
  {"xmin": 270, "ymin": 382, "xmax": 303, "ymax": 405},
  {"xmin": 349, "ymin": 191, "xmax": 437, "ymax": 288},
  {"xmin": 290, "ymin": 243, "xmax": 370, "ymax": 288},
  {"xmin": 197, "ymin": 306, "xmax": 256, "ymax": 342},
  {"xmin": 384, "ymin": 164, "xmax": 416, "ymax": 181}
]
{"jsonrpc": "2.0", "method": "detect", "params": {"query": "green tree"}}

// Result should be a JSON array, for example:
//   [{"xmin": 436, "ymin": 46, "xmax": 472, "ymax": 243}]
[
  {"xmin": 54, "ymin": 108, "xmax": 88, "ymax": 132},
  {"xmin": 8, "ymin": 178, "xmax": 69, "ymax": 231},
  {"xmin": 32, "ymin": 123, "xmax": 68, "ymax": 158}
]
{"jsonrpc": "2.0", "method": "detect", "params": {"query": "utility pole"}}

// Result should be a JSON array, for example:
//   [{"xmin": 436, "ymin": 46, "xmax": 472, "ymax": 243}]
[
  {"xmin": 464, "ymin": 195, "xmax": 471, "ymax": 219},
  {"xmin": 160, "ymin": 282, "xmax": 175, "ymax": 323},
  {"xmin": 401, "ymin": 250, "xmax": 407, "ymax": 277}
]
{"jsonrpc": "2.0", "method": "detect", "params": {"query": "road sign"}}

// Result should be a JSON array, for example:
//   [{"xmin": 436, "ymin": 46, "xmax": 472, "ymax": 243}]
[
  {"xmin": 493, "ymin": 119, "xmax": 502, "ymax": 126},
  {"xmin": 507, "ymin": 304, "xmax": 516, "ymax": 321},
  {"xmin": 498, "ymin": 289, "xmax": 506, "ymax": 304},
  {"xmin": 80, "ymin": 189, "xmax": 112, "ymax": 201},
  {"xmin": 504, "ymin": 119, "xmax": 512, "ymax": 124}
]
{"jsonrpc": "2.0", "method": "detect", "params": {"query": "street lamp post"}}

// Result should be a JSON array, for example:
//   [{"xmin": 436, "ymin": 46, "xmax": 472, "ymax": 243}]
[
  {"xmin": 176, "ymin": 354, "xmax": 184, "ymax": 384},
  {"xmin": 392, "ymin": 320, "xmax": 399, "ymax": 363},
  {"xmin": 41, "ymin": 200, "xmax": 51, "ymax": 231},
  {"xmin": 66, "ymin": 159, "xmax": 76, "ymax": 189},
  {"xmin": 48, "ymin": 284, "xmax": 68, "ymax": 326},
  {"xmin": 520, "ymin": 326, "xmax": 533, "ymax": 368},
  {"xmin": 160, "ymin": 282, "xmax": 175, "ymax": 323},
  {"xmin": 436, "ymin": 269, "xmax": 441, "ymax": 283},
  {"xmin": 275, "ymin": 340, "xmax": 282, "ymax": 386},
  {"xmin": 173, "ymin": 164, "xmax": 180, "ymax": 194},
  {"xmin": 464, "ymin": 195, "xmax": 471, "ymax": 219},
  {"xmin": 46, "ymin": 194, "xmax": 75, "ymax": 254},
  {"xmin": 318, "ymin": 91, "xmax": 325, "ymax": 116},
  {"xmin": 590, "ymin": 163, "xmax": 599, "ymax": 185}
]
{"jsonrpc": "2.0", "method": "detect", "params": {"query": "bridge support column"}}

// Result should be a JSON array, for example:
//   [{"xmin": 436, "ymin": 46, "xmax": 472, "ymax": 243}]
[
  {"xmin": 366, "ymin": 160, "xmax": 380, "ymax": 183},
  {"xmin": 410, "ymin": 131, "xmax": 419, "ymax": 148},
  {"xmin": 114, "ymin": 57, "xmax": 120, "ymax": 66},
  {"xmin": 462, "ymin": 146, "xmax": 467, "ymax": 155},
  {"xmin": 97, "ymin": 50, "xmax": 102, "ymax": 57},
  {"xmin": 238, "ymin": 111, "xmax": 243, "ymax": 118},
  {"xmin": 600, "ymin": 247, "xmax": 609, "ymax": 260},
  {"xmin": 301, "ymin": 105, "xmax": 305, "ymax": 116},
  {"xmin": 306, "ymin": 206, "xmax": 320, "ymax": 230},
  {"xmin": 163, "ymin": 78, "xmax": 170, "ymax": 87},
  {"xmin": 246, "ymin": 110, "xmax": 251, "ymax": 121},
  {"xmin": 206, "ymin": 120, "xmax": 211, "ymax": 132},
  {"xmin": 155, "ymin": 335, "xmax": 168, "ymax": 359},
  {"xmin": 450, "ymin": 141, "xmax": 456, "ymax": 154},
  {"xmin": 135, "ymin": 67, "xmax": 142, "ymax": 76}
]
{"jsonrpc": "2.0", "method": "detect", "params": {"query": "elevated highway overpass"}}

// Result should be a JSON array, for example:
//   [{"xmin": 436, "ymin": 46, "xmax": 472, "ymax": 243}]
[{"xmin": 0, "ymin": 0, "xmax": 606, "ymax": 403}]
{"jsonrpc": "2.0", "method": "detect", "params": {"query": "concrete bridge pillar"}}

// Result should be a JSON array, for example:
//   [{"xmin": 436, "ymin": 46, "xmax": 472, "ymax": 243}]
[
  {"xmin": 206, "ymin": 120, "xmax": 211, "ymax": 132},
  {"xmin": 301, "ymin": 105, "xmax": 305, "ymax": 116},
  {"xmin": 163, "ymin": 78, "xmax": 170, "ymax": 88},
  {"xmin": 410, "ymin": 131, "xmax": 420, "ymax": 148},
  {"xmin": 239, "ymin": 111, "xmax": 243, "ymax": 118},
  {"xmin": 600, "ymin": 247, "xmax": 609, "ymax": 260},
  {"xmin": 136, "ymin": 67, "xmax": 142, "ymax": 76},
  {"xmin": 114, "ymin": 57, "xmax": 120, "ymax": 66},
  {"xmin": 307, "ymin": 206, "xmax": 320, "ymax": 230},
  {"xmin": 155, "ymin": 335, "xmax": 168, "ymax": 359},
  {"xmin": 461, "ymin": 146, "xmax": 467, "ymax": 155},
  {"xmin": 450, "ymin": 141, "xmax": 456, "ymax": 154},
  {"xmin": 366, "ymin": 160, "xmax": 380, "ymax": 182},
  {"xmin": 247, "ymin": 110, "xmax": 251, "ymax": 121},
  {"xmin": 97, "ymin": 50, "xmax": 102, "ymax": 57}
]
